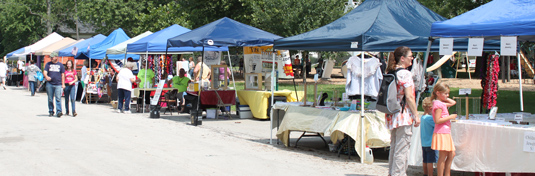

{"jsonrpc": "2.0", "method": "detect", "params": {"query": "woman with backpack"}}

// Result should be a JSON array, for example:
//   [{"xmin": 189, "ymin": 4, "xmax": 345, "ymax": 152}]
[
  {"xmin": 26, "ymin": 60, "xmax": 41, "ymax": 96},
  {"xmin": 385, "ymin": 46, "xmax": 420, "ymax": 176}
]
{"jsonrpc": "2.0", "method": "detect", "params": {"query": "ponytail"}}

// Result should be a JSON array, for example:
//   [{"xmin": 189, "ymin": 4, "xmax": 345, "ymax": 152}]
[{"xmin": 385, "ymin": 46, "xmax": 411, "ymax": 73}]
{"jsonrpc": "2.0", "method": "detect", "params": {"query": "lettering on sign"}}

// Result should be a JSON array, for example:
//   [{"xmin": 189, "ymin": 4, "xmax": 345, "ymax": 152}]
[{"xmin": 524, "ymin": 132, "xmax": 535, "ymax": 153}]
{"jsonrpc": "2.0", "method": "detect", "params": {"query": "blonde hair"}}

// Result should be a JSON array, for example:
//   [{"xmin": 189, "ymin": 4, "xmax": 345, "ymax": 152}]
[
  {"xmin": 430, "ymin": 82, "xmax": 450, "ymax": 101},
  {"xmin": 422, "ymin": 97, "xmax": 433, "ymax": 110}
]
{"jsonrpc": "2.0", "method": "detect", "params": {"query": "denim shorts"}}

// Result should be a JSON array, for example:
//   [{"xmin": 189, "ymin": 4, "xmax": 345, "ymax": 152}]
[{"xmin": 422, "ymin": 147, "xmax": 438, "ymax": 163}]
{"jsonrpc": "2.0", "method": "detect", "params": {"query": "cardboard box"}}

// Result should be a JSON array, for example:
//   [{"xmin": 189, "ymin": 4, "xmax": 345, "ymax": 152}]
[{"xmin": 111, "ymin": 101, "xmax": 118, "ymax": 109}]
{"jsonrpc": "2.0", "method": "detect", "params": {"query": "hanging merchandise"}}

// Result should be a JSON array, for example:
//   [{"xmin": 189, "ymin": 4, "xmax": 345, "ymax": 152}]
[
  {"xmin": 345, "ymin": 55, "xmax": 383, "ymax": 98},
  {"xmin": 483, "ymin": 55, "xmax": 500, "ymax": 109}
]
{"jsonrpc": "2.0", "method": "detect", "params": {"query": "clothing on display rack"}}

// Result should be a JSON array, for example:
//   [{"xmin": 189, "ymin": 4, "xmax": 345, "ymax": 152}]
[
  {"xmin": 411, "ymin": 57, "xmax": 425, "ymax": 92},
  {"xmin": 345, "ymin": 56, "xmax": 383, "ymax": 98}
]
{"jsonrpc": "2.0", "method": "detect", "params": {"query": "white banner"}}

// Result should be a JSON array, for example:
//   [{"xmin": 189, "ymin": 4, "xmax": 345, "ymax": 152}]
[
  {"xmin": 501, "ymin": 36, "xmax": 517, "ymax": 56},
  {"xmin": 439, "ymin": 38, "xmax": 454, "ymax": 55},
  {"xmin": 467, "ymin": 38, "xmax": 484, "ymax": 56}
]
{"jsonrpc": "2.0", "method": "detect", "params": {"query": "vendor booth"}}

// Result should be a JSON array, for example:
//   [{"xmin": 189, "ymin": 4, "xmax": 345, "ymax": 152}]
[
  {"xmin": 167, "ymin": 17, "xmax": 283, "ymax": 122},
  {"xmin": 272, "ymin": 0, "xmax": 499, "ymax": 163},
  {"xmin": 404, "ymin": 0, "xmax": 535, "ymax": 173}
]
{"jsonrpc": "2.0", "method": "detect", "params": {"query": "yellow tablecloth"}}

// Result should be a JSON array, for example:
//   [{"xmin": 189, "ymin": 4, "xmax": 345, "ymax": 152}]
[
  {"xmin": 236, "ymin": 90, "xmax": 303, "ymax": 119},
  {"xmin": 275, "ymin": 106, "xmax": 390, "ymax": 159}
]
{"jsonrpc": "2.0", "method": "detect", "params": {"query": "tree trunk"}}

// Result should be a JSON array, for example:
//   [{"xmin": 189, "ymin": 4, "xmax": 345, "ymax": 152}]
[{"xmin": 47, "ymin": 0, "xmax": 52, "ymax": 34}]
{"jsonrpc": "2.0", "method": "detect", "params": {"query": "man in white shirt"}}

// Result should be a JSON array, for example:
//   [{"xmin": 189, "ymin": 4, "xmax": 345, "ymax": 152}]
[
  {"xmin": 17, "ymin": 60, "xmax": 25, "ymax": 72},
  {"xmin": 0, "ymin": 58, "xmax": 9, "ymax": 90},
  {"xmin": 116, "ymin": 62, "xmax": 136, "ymax": 113}
]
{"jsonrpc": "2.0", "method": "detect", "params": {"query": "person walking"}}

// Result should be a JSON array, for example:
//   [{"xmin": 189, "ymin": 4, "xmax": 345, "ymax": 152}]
[
  {"xmin": 116, "ymin": 62, "xmax": 136, "ymax": 114},
  {"xmin": 64, "ymin": 60, "xmax": 78, "ymax": 117},
  {"xmin": 188, "ymin": 57, "xmax": 195, "ymax": 78},
  {"xmin": 385, "ymin": 46, "xmax": 420, "ymax": 176},
  {"xmin": 0, "ymin": 58, "xmax": 9, "ymax": 90},
  {"xmin": 44, "ymin": 57, "xmax": 65, "ymax": 117},
  {"xmin": 26, "ymin": 60, "xmax": 41, "ymax": 96}
]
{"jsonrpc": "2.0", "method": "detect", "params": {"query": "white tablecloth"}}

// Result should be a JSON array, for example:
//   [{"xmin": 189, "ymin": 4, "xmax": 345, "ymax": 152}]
[{"xmin": 409, "ymin": 114, "xmax": 535, "ymax": 173}]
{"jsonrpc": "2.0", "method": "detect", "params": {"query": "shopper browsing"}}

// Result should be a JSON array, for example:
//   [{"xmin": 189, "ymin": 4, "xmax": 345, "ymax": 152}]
[
  {"xmin": 64, "ymin": 60, "xmax": 78, "ymax": 117},
  {"xmin": 44, "ymin": 56, "xmax": 65, "ymax": 117},
  {"xmin": 420, "ymin": 97, "xmax": 438, "ymax": 176},
  {"xmin": 385, "ymin": 46, "xmax": 420, "ymax": 176},
  {"xmin": 430, "ymin": 82, "xmax": 457, "ymax": 176},
  {"xmin": 116, "ymin": 62, "xmax": 136, "ymax": 114}
]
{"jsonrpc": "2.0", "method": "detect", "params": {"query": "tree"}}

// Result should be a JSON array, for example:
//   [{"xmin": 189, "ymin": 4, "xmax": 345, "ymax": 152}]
[
  {"xmin": 246, "ymin": 0, "xmax": 346, "ymax": 37},
  {"xmin": 417, "ymin": 0, "xmax": 492, "ymax": 19},
  {"xmin": 130, "ymin": 1, "xmax": 191, "ymax": 34},
  {"xmin": 178, "ymin": 0, "xmax": 253, "ymax": 29}
]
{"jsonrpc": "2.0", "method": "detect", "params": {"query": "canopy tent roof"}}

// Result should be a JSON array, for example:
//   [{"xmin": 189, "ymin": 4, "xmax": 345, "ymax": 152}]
[
  {"xmin": 57, "ymin": 34, "xmax": 106, "ymax": 57},
  {"xmin": 128, "ymin": 24, "xmax": 227, "ymax": 54},
  {"xmin": 13, "ymin": 32, "xmax": 64, "ymax": 57},
  {"xmin": 5, "ymin": 47, "xmax": 25, "ymax": 60},
  {"xmin": 273, "ymin": 0, "xmax": 499, "ymax": 52},
  {"xmin": 430, "ymin": 0, "xmax": 535, "ymax": 41},
  {"xmin": 50, "ymin": 39, "xmax": 84, "ymax": 57},
  {"xmin": 106, "ymin": 31, "xmax": 153, "ymax": 55},
  {"xmin": 77, "ymin": 28, "xmax": 138, "ymax": 60},
  {"xmin": 35, "ymin": 37, "xmax": 77, "ymax": 56},
  {"xmin": 167, "ymin": 17, "xmax": 282, "ymax": 48}
]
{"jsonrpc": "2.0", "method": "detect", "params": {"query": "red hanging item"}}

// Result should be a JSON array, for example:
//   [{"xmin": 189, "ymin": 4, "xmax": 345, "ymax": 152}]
[{"xmin": 483, "ymin": 55, "xmax": 500, "ymax": 109}]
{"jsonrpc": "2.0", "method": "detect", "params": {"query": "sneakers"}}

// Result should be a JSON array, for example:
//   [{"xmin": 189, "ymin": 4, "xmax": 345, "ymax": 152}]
[
  {"xmin": 57, "ymin": 112, "xmax": 63, "ymax": 118},
  {"xmin": 124, "ymin": 110, "xmax": 131, "ymax": 114},
  {"xmin": 49, "ymin": 112, "xmax": 54, "ymax": 117},
  {"xmin": 116, "ymin": 109, "xmax": 123, "ymax": 113}
]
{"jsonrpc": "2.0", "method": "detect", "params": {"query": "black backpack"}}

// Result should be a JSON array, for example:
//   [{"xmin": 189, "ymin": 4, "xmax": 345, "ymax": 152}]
[{"xmin": 376, "ymin": 68, "xmax": 406, "ymax": 114}]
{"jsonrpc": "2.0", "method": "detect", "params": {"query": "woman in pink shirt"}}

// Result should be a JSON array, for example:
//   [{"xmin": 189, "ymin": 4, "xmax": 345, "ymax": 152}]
[
  {"xmin": 430, "ymin": 82, "xmax": 457, "ymax": 176},
  {"xmin": 64, "ymin": 60, "xmax": 78, "ymax": 117}
]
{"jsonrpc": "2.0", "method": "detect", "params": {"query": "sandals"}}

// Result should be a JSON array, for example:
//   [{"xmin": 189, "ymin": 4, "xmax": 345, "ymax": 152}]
[{"xmin": 73, "ymin": 112, "xmax": 77, "ymax": 117}]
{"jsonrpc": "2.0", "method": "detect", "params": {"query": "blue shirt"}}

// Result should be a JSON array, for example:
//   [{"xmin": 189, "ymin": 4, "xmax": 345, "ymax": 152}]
[
  {"xmin": 44, "ymin": 62, "xmax": 65, "ymax": 85},
  {"xmin": 420, "ymin": 114, "xmax": 435, "ymax": 147}
]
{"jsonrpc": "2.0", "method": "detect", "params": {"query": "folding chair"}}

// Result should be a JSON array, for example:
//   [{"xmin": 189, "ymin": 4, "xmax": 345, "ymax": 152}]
[{"xmin": 215, "ymin": 90, "xmax": 233, "ymax": 119}]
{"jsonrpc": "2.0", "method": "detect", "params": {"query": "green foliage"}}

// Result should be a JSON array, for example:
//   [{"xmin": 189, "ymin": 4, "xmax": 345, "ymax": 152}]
[
  {"xmin": 131, "ymin": 1, "xmax": 192, "ymax": 34},
  {"xmin": 76, "ymin": 0, "xmax": 148, "ymax": 36},
  {"xmin": 177, "ymin": 0, "xmax": 253, "ymax": 29},
  {"xmin": 246, "ymin": 0, "xmax": 346, "ymax": 37},
  {"xmin": 417, "ymin": 0, "xmax": 492, "ymax": 19}
]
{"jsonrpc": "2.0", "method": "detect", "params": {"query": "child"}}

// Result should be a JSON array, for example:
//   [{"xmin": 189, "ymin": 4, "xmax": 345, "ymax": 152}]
[
  {"xmin": 430, "ymin": 82, "xmax": 457, "ymax": 176},
  {"xmin": 420, "ymin": 97, "xmax": 437, "ymax": 176}
]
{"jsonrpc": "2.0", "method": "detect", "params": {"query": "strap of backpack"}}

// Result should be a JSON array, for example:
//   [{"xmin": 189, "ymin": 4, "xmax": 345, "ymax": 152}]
[{"xmin": 393, "ymin": 68, "xmax": 407, "ymax": 113}]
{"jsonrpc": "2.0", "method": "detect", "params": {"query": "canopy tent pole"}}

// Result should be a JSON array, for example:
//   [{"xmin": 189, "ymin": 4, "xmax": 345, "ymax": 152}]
[
  {"xmin": 226, "ymin": 51, "xmax": 236, "ymax": 90},
  {"xmin": 270, "ymin": 52, "xmax": 276, "ymax": 145},
  {"xmin": 360, "ymin": 51, "xmax": 365, "ymax": 164},
  {"xmin": 517, "ymin": 51, "xmax": 524, "ymax": 111},
  {"xmin": 143, "ymin": 50, "xmax": 148, "ymax": 113},
  {"xmin": 416, "ymin": 38, "xmax": 434, "ymax": 108}
]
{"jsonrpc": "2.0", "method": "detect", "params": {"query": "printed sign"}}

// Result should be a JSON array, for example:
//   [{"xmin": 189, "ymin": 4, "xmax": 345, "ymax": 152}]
[
  {"xmin": 514, "ymin": 113, "xmax": 523, "ymax": 121},
  {"xmin": 501, "ymin": 36, "xmax": 517, "ymax": 56},
  {"xmin": 202, "ymin": 51, "xmax": 222, "ymax": 66},
  {"xmin": 524, "ymin": 132, "xmax": 535, "ymax": 153},
  {"xmin": 150, "ymin": 80, "xmax": 166, "ymax": 105},
  {"xmin": 439, "ymin": 38, "xmax": 454, "ymax": 55},
  {"xmin": 467, "ymin": 38, "xmax": 484, "ymax": 56},
  {"xmin": 243, "ymin": 46, "xmax": 293, "ymax": 79},
  {"xmin": 351, "ymin": 42, "xmax": 359, "ymax": 48},
  {"xmin": 459, "ymin": 88, "xmax": 471, "ymax": 95}
]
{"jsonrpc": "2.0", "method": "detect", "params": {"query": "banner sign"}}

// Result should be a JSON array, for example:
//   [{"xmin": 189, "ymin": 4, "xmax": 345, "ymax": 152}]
[
  {"xmin": 243, "ymin": 46, "xmax": 294, "ymax": 79},
  {"xmin": 500, "ymin": 36, "xmax": 517, "ymax": 56},
  {"xmin": 439, "ymin": 38, "xmax": 454, "ymax": 55},
  {"xmin": 467, "ymin": 38, "xmax": 484, "ymax": 56}
]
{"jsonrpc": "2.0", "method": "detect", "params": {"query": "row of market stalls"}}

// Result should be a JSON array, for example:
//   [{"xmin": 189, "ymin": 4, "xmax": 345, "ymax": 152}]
[{"xmin": 4, "ymin": 0, "xmax": 534, "ymax": 173}]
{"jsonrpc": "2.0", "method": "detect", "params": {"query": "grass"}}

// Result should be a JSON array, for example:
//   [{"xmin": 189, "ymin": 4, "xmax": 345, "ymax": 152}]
[{"xmin": 230, "ymin": 81, "xmax": 532, "ymax": 114}]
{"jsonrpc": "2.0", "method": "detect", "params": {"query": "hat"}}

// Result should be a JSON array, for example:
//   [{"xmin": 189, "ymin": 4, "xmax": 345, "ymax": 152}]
[{"xmin": 127, "ymin": 57, "xmax": 134, "ymax": 62}]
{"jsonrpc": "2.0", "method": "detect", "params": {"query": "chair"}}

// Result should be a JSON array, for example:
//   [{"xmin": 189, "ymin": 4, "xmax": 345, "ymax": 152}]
[
  {"xmin": 162, "ymin": 90, "xmax": 178, "ymax": 115},
  {"xmin": 215, "ymin": 90, "xmax": 233, "ymax": 119}
]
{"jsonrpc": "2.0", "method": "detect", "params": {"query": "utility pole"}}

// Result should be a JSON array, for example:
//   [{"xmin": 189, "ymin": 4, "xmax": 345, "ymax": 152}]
[
  {"xmin": 75, "ymin": 0, "xmax": 79, "ymax": 40},
  {"xmin": 47, "ymin": 0, "xmax": 52, "ymax": 34}
]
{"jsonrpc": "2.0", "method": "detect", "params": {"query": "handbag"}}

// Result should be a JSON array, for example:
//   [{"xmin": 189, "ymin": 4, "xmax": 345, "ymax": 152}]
[{"xmin": 35, "ymin": 71, "xmax": 44, "ymax": 81}]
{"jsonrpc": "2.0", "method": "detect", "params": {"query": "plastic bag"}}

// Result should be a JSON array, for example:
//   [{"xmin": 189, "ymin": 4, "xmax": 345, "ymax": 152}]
[{"xmin": 35, "ymin": 71, "xmax": 44, "ymax": 81}]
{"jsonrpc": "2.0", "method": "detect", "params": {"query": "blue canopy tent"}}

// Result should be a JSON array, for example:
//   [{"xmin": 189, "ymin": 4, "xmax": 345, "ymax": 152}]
[
  {"xmin": 6, "ymin": 47, "xmax": 26, "ymax": 60},
  {"xmin": 429, "ymin": 0, "xmax": 535, "ymax": 112},
  {"xmin": 76, "ymin": 28, "xmax": 139, "ymax": 60},
  {"xmin": 167, "ymin": 17, "xmax": 282, "ymax": 134},
  {"xmin": 58, "ymin": 34, "xmax": 107, "ymax": 57},
  {"xmin": 127, "ymin": 24, "xmax": 228, "ymax": 54},
  {"xmin": 274, "ymin": 0, "xmax": 499, "ymax": 52}
]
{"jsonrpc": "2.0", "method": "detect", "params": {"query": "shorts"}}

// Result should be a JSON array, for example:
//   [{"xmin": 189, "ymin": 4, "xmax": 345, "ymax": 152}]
[
  {"xmin": 422, "ymin": 147, "xmax": 438, "ymax": 163},
  {"xmin": 0, "ymin": 76, "xmax": 5, "ymax": 82}
]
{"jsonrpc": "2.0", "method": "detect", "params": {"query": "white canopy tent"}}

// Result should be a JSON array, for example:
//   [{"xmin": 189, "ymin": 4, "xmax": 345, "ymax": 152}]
[{"xmin": 12, "ymin": 32, "xmax": 64, "ymax": 58}]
